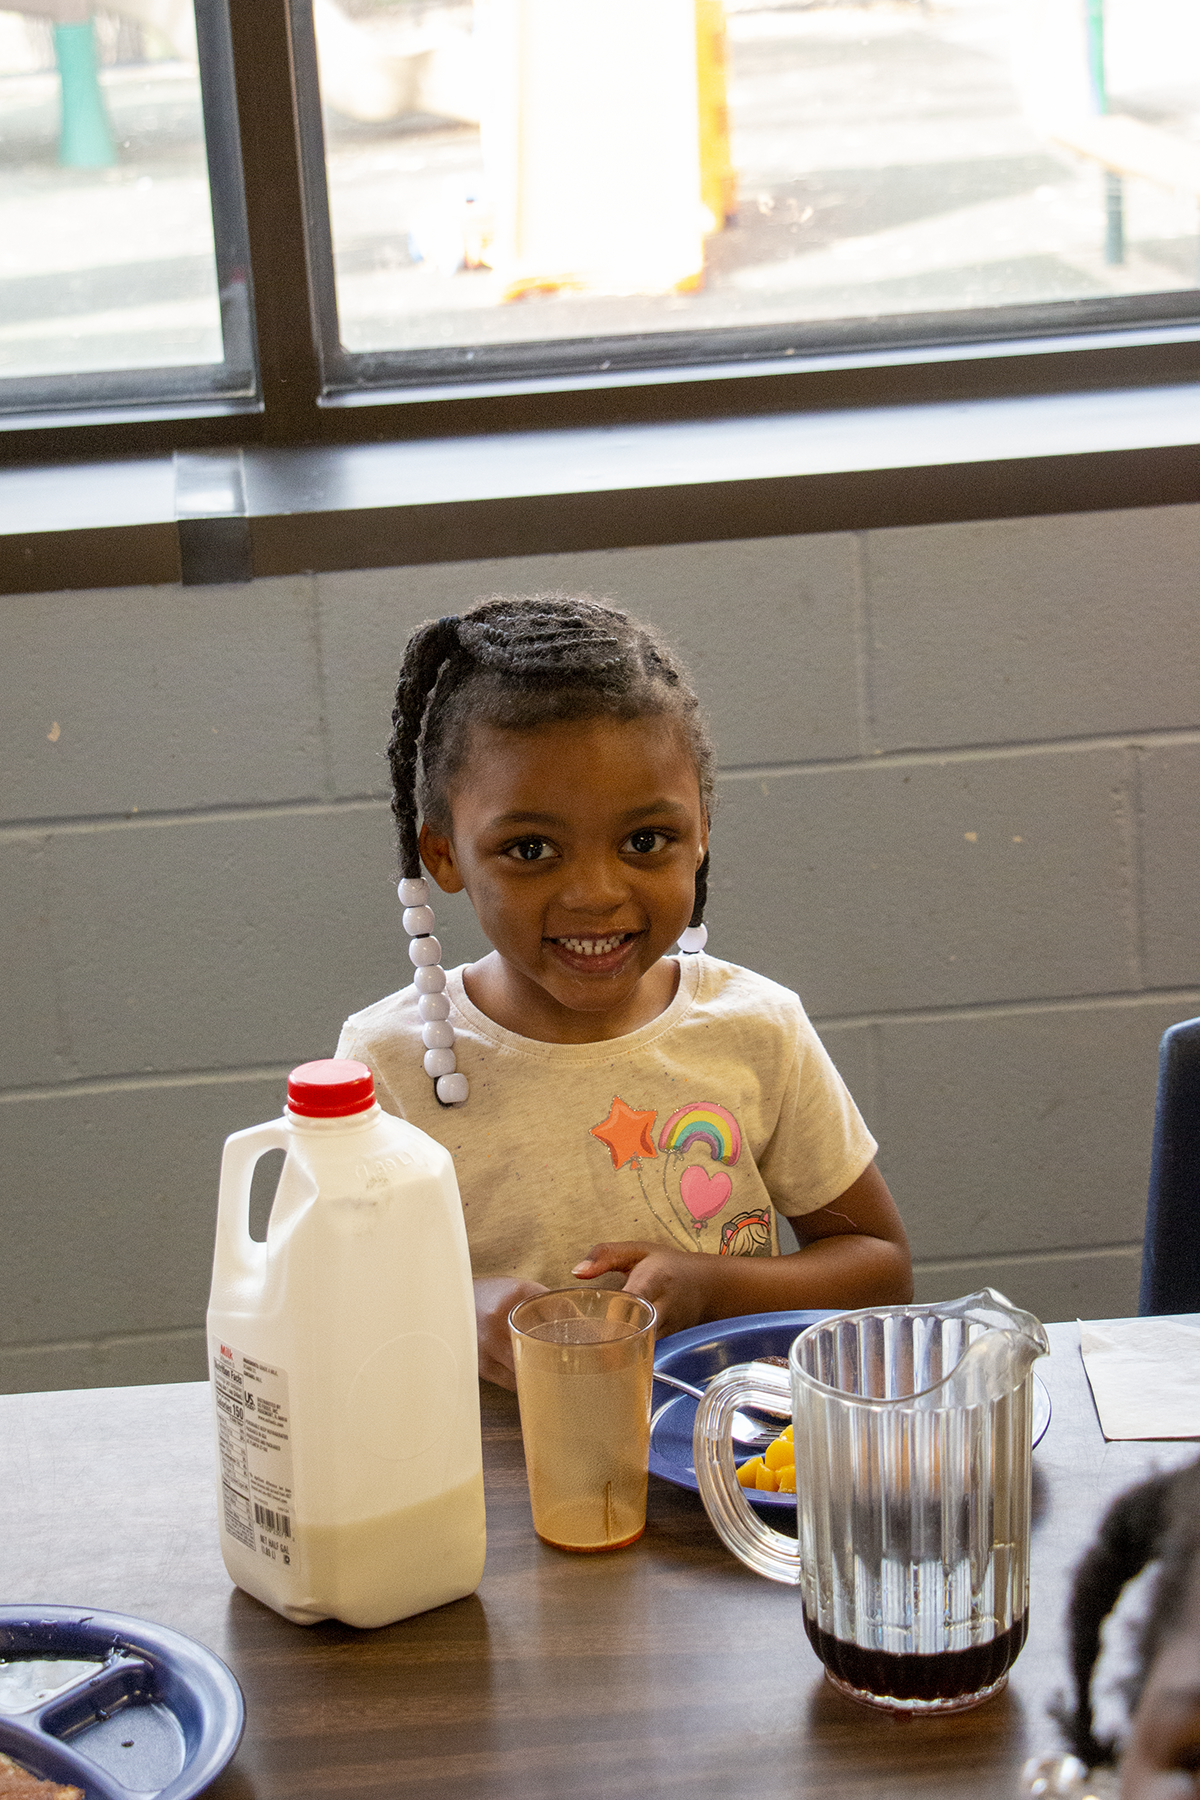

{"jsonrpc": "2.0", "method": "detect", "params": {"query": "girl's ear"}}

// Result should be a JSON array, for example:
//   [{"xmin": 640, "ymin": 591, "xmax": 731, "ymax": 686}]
[{"xmin": 419, "ymin": 821, "xmax": 465, "ymax": 894}]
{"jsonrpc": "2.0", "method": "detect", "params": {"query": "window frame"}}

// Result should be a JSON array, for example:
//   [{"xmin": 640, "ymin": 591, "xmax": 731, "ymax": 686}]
[{"xmin": 2, "ymin": 0, "xmax": 1200, "ymax": 468}]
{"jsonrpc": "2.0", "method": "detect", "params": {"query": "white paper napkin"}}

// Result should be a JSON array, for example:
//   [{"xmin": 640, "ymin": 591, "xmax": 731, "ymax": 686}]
[{"xmin": 1080, "ymin": 1317, "xmax": 1200, "ymax": 1440}]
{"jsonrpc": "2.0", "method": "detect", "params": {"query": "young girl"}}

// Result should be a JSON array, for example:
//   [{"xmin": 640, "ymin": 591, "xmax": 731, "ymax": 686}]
[{"xmin": 336, "ymin": 593, "xmax": 912, "ymax": 1388}]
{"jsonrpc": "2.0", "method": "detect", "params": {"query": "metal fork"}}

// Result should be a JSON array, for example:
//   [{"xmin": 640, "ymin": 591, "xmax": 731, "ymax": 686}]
[{"xmin": 652, "ymin": 1367, "xmax": 788, "ymax": 1450}]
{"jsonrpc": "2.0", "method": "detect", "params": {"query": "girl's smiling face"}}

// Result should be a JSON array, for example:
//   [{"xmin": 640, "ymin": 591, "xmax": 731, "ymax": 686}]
[{"xmin": 419, "ymin": 715, "xmax": 709, "ymax": 1044}]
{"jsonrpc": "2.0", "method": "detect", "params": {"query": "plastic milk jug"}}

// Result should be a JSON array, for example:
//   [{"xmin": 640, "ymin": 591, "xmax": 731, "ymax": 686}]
[{"xmin": 207, "ymin": 1058, "xmax": 486, "ymax": 1627}]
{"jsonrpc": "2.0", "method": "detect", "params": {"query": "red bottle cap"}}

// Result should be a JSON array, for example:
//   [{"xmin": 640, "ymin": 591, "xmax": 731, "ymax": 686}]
[{"xmin": 287, "ymin": 1059, "xmax": 376, "ymax": 1118}]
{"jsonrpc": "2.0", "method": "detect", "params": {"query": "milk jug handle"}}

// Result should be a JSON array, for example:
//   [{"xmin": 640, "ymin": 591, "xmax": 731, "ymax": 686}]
[
  {"xmin": 215, "ymin": 1119, "xmax": 290, "ymax": 1269},
  {"xmin": 693, "ymin": 1365, "xmax": 802, "ymax": 1586}
]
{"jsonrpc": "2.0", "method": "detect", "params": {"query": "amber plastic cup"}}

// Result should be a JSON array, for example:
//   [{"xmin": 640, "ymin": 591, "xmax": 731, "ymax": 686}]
[{"xmin": 508, "ymin": 1289, "xmax": 657, "ymax": 1552}]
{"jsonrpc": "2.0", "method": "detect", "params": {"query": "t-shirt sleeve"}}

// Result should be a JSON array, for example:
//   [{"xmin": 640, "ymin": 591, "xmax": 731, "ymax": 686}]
[
  {"xmin": 757, "ymin": 1013, "xmax": 877, "ymax": 1218},
  {"xmin": 335, "ymin": 1019, "xmax": 408, "ymax": 1120}
]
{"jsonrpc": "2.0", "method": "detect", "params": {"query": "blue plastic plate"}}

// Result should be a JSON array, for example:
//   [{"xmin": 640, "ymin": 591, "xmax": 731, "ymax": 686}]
[
  {"xmin": 0, "ymin": 1607, "xmax": 244, "ymax": 1800},
  {"xmin": 651, "ymin": 1309, "xmax": 1052, "ymax": 1511}
]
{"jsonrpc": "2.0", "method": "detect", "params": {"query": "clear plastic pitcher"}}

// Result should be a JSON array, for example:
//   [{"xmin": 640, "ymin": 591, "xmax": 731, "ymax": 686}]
[{"xmin": 693, "ymin": 1290, "xmax": 1049, "ymax": 1713}]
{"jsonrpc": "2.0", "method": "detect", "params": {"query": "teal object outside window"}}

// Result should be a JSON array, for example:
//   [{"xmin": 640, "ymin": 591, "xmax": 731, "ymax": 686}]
[
  {"xmin": 1085, "ymin": 0, "xmax": 1108, "ymax": 114},
  {"xmin": 53, "ymin": 19, "xmax": 115, "ymax": 169}
]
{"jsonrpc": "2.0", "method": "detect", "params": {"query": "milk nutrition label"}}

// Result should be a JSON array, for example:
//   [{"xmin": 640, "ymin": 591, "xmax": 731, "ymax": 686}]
[{"xmin": 213, "ymin": 1342, "xmax": 298, "ymax": 1569}]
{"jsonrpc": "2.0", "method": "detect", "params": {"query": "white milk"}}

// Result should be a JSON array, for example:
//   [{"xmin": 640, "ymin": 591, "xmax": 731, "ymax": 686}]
[{"xmin": 207, "ymin": 1059, "xmax": 486, "ymax": 1627}]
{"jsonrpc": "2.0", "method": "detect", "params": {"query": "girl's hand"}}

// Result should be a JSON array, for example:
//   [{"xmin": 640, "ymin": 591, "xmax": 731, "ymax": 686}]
[
  {"xmin": 572, "ymin": 1160, "xmax": 912, "ymax": 1333},
  {"xmin": 475, "ymin": 1275, "xmax": 547, "ymax": 1390},
  {"xmin": 572, "ymin": 1242, "xmax": 714, "ymax": 1340}
]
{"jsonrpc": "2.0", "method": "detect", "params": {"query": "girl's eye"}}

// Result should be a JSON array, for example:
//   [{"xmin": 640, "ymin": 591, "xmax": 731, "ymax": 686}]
[
  {"xmin": 625, "ymin": 829, "xmax": 670, "ymax": 855},
  {"xmin": 503, "ymin": 838, "xmax": 556, "ymax": 863}
]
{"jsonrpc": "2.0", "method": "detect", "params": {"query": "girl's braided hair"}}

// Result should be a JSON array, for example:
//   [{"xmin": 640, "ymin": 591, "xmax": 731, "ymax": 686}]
[
  {"xmin": 386, "ymin": 593, "xmax": 715, "ymax": 926},
  {"xmin": 1059, "ymin": 1453, "xmax": 1200, "ymax": 1767}
]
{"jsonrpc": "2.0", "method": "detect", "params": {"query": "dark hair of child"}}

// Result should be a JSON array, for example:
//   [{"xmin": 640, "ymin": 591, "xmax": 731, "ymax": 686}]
[
  {"xmin": 386, "ymin": 592, "xmax": 716, "ymax": 927},
  {"xmin": 1059, "ymin": 1453, "xmax": 1200, "ymax": 1766}
]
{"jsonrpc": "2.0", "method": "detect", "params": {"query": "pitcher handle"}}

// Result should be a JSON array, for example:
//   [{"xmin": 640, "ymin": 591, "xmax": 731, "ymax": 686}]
[
  {"xmin": 214, "ymin": 1119, "xmax": 290, "ymax": 1279},
  {"xmin": 693, "ymin": 1364, "xmax": 803, "ymax": 1586}
]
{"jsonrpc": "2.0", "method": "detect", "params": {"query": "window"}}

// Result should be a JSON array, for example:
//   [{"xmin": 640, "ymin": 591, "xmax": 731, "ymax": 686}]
[
  {"xmin": 309, "ymin": 0, "xmax": 1200, "ymax": 392},
  {"xmin": 1, "ymin": 0, "xmax": 1198, "ymax": 452},
  {"xmin": 0, "ymin": 0, "xmax": 255, "ymax": 413}
]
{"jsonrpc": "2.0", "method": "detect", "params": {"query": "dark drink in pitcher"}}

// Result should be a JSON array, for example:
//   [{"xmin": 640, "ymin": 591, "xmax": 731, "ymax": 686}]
[
  {"xmin": 693, "ymin": 1294, "xmax": 1048, "ymax": 1716},
  {"xmin": 803, "ymin": 1609, "xmax": 1028, "ymax": 1711}
]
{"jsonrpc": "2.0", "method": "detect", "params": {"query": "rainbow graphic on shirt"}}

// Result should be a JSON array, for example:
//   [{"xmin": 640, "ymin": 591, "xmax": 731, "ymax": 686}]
[{"xmin": 657, "ymin": 1102, "xmax": 742, "ymax": 1166}]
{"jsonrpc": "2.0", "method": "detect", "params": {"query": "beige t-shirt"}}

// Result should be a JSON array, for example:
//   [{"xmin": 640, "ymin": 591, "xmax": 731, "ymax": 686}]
[{"xmin": 336, "ymin": 954, "xmax": 877, "ymax": 1291}]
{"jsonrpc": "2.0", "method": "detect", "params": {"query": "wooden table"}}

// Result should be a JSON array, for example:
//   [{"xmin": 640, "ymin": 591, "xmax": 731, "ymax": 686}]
[{"xmin": 2, "ymin": 1321, "xmax": 1196, "ymax": 1800}]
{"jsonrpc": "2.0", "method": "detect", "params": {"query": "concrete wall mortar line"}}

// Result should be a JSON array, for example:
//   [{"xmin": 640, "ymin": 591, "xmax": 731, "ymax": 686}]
[
  {"xmin": 850, "ymin": 531, "xmax": 876, "ymax": 760},
  {"xmin": 0, "ymin": 1066, "xmax": 295, "ymax": 1104},
  {"xmin": 0, "ymin": 1327, "xmax": 207, "ymax": 1357},
  {"xmin": 1112, "ymin": 748, "xmax": 1145, "ymax": 990},
  {"xmin": 1129, "ymin": 745, "xmax": 1148, "ymax": 987},
  {"xmin": 716, "ymin": 727, "xmax": 1200, "ymax": 782},
  {"xmin": 307, "ymin": 573, "xmax": 337, "ymax": 803},
  {"xmin": 914, "ymin": 1242, "xmax": 1142, "ymax": 1272},
  {"xmin": 0, "ymin": 795, "xmax": 392, "ymax": 842},
  {"xmin": 809, "ymin": 987, "xmax": 1200, "ymax": 1030}
]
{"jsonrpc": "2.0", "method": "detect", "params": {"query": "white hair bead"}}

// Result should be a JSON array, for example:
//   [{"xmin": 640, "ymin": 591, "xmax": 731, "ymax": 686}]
[
  {"xmin": 399, "ymin": 881, "xmax": 467, "ymax": 1104},
  {"xmin": 678, "ymin": 924, "xmax": 708, "ymax": 954}
]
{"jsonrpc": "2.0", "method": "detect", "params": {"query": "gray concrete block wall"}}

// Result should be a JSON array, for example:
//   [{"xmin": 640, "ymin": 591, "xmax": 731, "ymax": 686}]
[
  {"xmin": 2, "ymin": 506, "xmax": 1198, "ymax": 1392},
  {"xmin": 863, "ymin": 509, "xmax": 1200, "ymax": 749},
  {"xmin": 4, "ymin": 577, "xmax": 328, "ymax": 821}
]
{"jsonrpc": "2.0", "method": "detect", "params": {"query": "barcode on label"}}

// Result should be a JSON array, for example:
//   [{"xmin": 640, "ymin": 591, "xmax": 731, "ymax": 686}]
[{"xmin": 254, "ymin": 1503, "xmax": 291, "ymax": 1538}]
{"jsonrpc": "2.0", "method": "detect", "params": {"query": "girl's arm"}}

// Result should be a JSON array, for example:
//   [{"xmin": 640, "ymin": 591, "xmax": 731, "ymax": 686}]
[
  {"xmin": 475, "ymin": 1275, "xmax": 547, "ymax": 1390},
  {"xmin": 571, "ymin": 1160, "xmax": 912, "ymax": 1339}
]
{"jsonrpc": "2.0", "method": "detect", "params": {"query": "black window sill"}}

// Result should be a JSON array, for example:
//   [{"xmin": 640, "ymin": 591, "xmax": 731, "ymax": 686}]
[{"xmin": 4, "ymin": 377, "xmax": 1199, "ymax": 595}]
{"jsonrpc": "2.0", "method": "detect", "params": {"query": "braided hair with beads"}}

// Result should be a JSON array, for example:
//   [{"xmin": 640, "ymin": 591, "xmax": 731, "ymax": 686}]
[
  {"xmin": 1056, "ymin": 1454, "xmax": 1200, "ymax": 1770},
  {"xmin": 386, "ymin": 593, "xmax": 715, "ymax": 1106}
]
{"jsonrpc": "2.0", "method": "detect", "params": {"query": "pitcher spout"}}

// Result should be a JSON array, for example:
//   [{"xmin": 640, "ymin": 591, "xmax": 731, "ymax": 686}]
[{"xmin": 924, "ymin": 1287, "xmax": 1050, "ymax": 1411}]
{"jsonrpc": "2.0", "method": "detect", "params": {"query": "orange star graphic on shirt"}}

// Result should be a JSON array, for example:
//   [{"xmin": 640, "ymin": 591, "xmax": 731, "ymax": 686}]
[{"xmin": 589, "ymin": 1096, "xmax": 658, "ymax": 1171}]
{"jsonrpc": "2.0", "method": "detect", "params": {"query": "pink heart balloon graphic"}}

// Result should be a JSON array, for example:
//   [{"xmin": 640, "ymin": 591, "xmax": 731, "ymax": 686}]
[{"xmin": 680, "ymin": 1164, "xmax": 732, "ymax": 1223}]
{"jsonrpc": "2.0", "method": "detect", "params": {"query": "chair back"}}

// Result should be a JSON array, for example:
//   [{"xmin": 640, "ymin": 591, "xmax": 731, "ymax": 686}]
[{"xmin": 1139, "ymin": 1017, "xmax": 1200, "ymax": 1314}]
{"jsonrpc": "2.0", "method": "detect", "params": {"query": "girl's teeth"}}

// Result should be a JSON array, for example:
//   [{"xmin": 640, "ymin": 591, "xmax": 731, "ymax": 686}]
[{"xmin": 558, "ymin": 935, "xmax": 624, "ymax": 956}]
